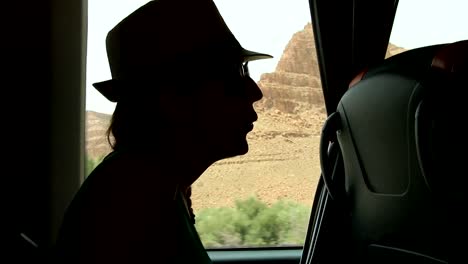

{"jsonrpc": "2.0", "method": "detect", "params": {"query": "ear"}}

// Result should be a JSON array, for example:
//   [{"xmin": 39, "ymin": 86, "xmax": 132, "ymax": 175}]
[{"xmin": 157, "ymin": 89, "xmax": 194, "ymax": 124}]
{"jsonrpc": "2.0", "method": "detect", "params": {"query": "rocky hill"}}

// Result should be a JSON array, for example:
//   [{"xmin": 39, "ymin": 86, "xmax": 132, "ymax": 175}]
[
  {"xmin": 86, "ymin": 111, "xmax": 112, "ymax": 160},
  {"xmin": 256, "ymin": 23, "xmax": 323, "ymax": 114},
  {"xmin": 386, "ymin": 42, "xmax": 407, "ymax": 58},
  {"xmin": 256, "ymin": 22, "xmax": 406, "ymax": 115}
]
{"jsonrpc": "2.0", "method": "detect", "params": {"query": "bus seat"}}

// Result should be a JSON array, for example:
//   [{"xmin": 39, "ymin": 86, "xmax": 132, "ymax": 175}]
[{"xmin": 320, "ymin": 39, "xmax": 467, "ymax": 263}]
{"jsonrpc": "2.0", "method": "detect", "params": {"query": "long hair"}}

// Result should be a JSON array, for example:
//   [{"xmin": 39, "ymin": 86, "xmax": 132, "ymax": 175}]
[
  {"xmin": 105, "ymin": 76, "xmax": 197, "ymax": 151},
  {"xmin": 106, "ymin": 90, "xmax": 162, "ymax": 151}
]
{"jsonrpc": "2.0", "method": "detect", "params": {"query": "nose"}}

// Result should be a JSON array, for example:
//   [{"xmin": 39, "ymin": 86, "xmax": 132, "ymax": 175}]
[{"xmin": 245, "ymin": 77, "xmax": 263, "ymax": 103}]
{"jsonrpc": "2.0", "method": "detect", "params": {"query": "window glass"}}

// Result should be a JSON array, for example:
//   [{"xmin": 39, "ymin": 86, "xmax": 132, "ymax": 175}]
[
  {"xmin": 387, "ymin": 0, "xmax": 468, "ymax": 58},
  {"xmin": 193, "ymin": 0, "xmax": 324, "ymax": 248},
  {"xmin": 85, "ymin": 0, "xmax": 325, "ymax": 248}
]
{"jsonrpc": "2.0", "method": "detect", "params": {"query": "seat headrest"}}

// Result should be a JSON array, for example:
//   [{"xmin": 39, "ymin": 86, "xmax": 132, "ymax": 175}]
[
  {"xmin": 349, "ymin": 40, "xmax": 468, "ymax": 88},
  {"xmin": 431, "ymin": 40, "xmax": 468, "ymax": 75}
]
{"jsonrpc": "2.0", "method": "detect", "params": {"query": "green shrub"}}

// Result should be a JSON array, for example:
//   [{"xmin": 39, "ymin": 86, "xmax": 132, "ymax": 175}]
[
  {"xmin": 85, "ymin": 155, "xmax": 104, "ymax": 177},
  {"xmin": 195, "ymin": 207, "xmax": 242, "ymax": 247},
  {"xmin": 195, "ymin": 196, "xmax": 311, "ymax": 248}
]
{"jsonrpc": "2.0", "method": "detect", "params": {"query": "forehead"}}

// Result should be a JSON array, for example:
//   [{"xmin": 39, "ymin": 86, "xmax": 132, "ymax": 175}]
[
  {"xmin": 179, "ymin": 49, "xmax": 244, "ymax": 66},
  {"xmin": 128, "ymin": 55, "xmax": 248, "ymax": 97},
  {"xmin": 171, "ymin": 57, "xmax": 246, "ymax": 86}
]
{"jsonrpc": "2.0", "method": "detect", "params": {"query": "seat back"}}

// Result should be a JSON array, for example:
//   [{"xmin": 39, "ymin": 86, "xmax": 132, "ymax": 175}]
[{"xmin": 321, "ymin": 40, "xmax": 467, "ymax": 263}]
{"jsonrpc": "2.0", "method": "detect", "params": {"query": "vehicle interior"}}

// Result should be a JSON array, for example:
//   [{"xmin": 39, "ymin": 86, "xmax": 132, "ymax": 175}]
[{"xmin": 6, "ymin": 0, "xmax": 464, "ymax": 263}]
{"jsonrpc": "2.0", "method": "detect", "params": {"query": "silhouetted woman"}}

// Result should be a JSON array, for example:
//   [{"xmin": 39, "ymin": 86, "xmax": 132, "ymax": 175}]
[{"xmin": 54, "ymin": 0, "xmax": 272, "ymax": 263}]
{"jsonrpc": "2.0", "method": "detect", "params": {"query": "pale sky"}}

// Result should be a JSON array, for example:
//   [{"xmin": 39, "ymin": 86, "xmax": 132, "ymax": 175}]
[{"xmin": 86, "ymin": 0, "xmax": 468, "ymax": 114}]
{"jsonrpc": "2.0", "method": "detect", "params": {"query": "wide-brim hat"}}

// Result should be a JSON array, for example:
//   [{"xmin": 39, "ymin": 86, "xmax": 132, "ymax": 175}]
[{"xmin": 93, "ymin": 0, "xmax": 273, "ymax": 102}]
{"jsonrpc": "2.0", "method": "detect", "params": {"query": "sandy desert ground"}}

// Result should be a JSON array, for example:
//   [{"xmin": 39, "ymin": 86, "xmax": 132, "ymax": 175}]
[{"xmin": 191, "ymin": 106, "xmax": 326, "ymax": 213}]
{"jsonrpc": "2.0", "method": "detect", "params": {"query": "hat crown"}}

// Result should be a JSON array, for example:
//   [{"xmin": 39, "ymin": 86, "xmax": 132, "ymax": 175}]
[{"xmin": 106, "ymin": 0, "xmax": 241, "ymax": 81}]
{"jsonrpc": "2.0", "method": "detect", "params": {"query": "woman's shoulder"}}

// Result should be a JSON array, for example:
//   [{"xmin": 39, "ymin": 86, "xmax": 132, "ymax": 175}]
[
  {"xmin": 61, "ymin": 149, "xmax": 181, "ymax": 237},
  {"xmin": 77, "ymin": 149, "xmax": 179, "ymax": 216},
  {"xmin": 93, "ymin": 150, "xmax": 173, "ymax": 183}
]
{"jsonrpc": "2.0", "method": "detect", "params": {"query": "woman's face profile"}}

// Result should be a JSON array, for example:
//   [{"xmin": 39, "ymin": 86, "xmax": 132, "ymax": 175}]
[
  {"xmin": 190, "ymin": 72, "xmax": 263, "ymax": 160},
  {"xmin": 155, "ymin": 58, "xmax": 264, "ymax": 161}
]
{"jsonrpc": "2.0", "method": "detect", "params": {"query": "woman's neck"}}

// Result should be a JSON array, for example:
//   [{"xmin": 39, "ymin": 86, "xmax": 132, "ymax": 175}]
[{"xmin": 135, "ymin": 140, "xmax": 216, "ymax": 186}]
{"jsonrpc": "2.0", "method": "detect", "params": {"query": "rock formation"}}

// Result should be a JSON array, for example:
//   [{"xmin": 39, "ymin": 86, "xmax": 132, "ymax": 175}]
[
  {"xmin": 256, "ymin": 23, "xmax": 406, "ymax": 115},
  {"xmin": 86, "ymin": 111, "xmax": 112, "ymax": 160},
  {"xmin": 257, "ymin": 23, "xmax": 324, "ymax": 114}
]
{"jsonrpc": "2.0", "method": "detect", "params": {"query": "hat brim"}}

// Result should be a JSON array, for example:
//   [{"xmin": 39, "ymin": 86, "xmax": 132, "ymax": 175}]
[
  {"xmin": 241, "ymin": 49, "xmax": 273, "ymax": 62},
  {"xmin": 93, "ymin": 49, "xmax": 273, "ymax": 102},
  {"xmin": 92, "ymin": 80, "xmax": 119, "ymax": 102}
]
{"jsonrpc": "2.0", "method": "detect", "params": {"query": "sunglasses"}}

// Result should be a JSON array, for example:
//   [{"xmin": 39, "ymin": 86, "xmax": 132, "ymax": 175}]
[{"xmin": 239, "ymin": 61, "xmax": 249, "ymax": 78}]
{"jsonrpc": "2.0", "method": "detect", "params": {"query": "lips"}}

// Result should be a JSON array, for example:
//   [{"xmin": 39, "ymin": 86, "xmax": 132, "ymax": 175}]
[
  {"xmin": 246, "ymin": 123, "xmax": 254, "ymax": 132},
  {"xmin": 248, "ymin": 110, "xmax": 258, "ymax": 123},
  {"xmin": 238, "ymin": 109, "xmax": 257, "ymax": 133},
  {"xmin": 246, "ymin": 112, "xmax": 258, "ymax": 132}
]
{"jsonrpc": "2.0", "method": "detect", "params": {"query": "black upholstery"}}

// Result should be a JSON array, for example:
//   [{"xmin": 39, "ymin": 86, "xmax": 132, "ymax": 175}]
[{"xmin": 322, "ymin": 40, "xmax": 467, "ymax": 263}]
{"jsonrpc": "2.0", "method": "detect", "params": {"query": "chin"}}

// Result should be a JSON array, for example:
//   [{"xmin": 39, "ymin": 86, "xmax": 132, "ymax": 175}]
[
  {"xmin": 219, "ymin": 140, "xmax": 249, "ymax": 159},
  {"xmin": 236, "ymin": 145, "xmax": 249, "ymax": 156},
  {"xmin": 234, "ymin": 138, "xmax": 249, "ymax": 155}
]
